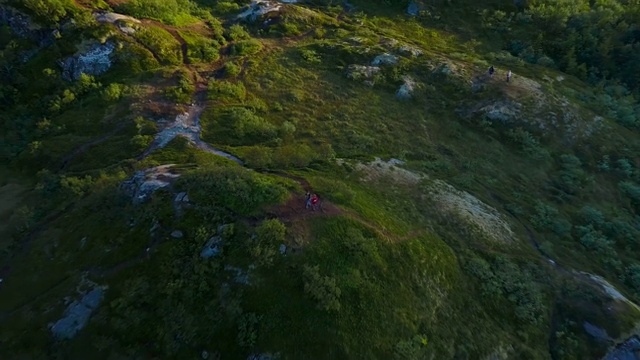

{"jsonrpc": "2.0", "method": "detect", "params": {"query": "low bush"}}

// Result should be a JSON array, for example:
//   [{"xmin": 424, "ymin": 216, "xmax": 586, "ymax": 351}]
[{"xmin": 231, "ymin": 39, "xmax": 262, "ymax": 56}]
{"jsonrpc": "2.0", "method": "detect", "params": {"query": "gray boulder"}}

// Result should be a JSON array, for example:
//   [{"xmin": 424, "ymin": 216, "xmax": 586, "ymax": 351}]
[
  {"xmin": 171, "ymin": 230, "xmax": 184, "ymax": 239},
  {"xmin": 201, "ymin": 236, "xmax": 223, "ymax": 258},
  {"xmin": 480, "ymin": 101, "xmax": 521, "ymax": 124},
  {"xmin": 396, "ymin": 76, "xmax": 416, "ymax": 100},
  {"xmin": 120, "ymin": 165, "xmax": 180, "ymax": 204},
  {"xmin": 603, "ymin": 335, "xmax": 640, "ymax": 360},
  {"xmin": 371, "ymin": 53, "xmax": 398, "ymax": 66},
  {"xmin": 407, "ymin": 1, "xmax": 419, "ymax": 16},
  {"xmin": 60, "ymin": 42, "xmax": 115, "ymax": 81},
  {"xmin": 50, "ymin": 287, "xmax": 105, "ymax": 340}
]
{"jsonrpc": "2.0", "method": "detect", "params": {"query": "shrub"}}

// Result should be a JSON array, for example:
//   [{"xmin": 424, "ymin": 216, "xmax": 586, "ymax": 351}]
[
  {"xmin": 222, "ymin": 107, "xmax": 276, "ymax": 141},
  {"xmin": 231, "ymin": 40, "xmax": 262, "ymax": 56},
  {"xmin": 180, "ymin": 165, "xmax": 288, "ymax": 215},
  {"xmin": 530, "ymin": 201, "xmax": 557, "ymax": 230},
  {"xmin": 616, "ymin": 158, "xmax": 634, "ymax": 178},
  {"xmin": 272, "ymin": 144, "xmax": 317, "ymax": 169},
  {"xmin": 393, "ymin": 335, "xmax": 429, "ymax": 360},
  {"xmin": 226, "ymin": 24, "xmax": 251, "ymax": 41},
  {"xmin": 214, "ymin": 1, "xmax": 240, "ymax": 15},
  {"xmin": 223, "ymin": 62, "xmax": 241, "ymax": 78},
  {"xmin": 303, "ymin": 264, "xmax": 341, "ymax": 312},
  {"xmin": 506, "ymin": 128, "xmax": 549, "ymax": 160},
  {"xmin": 164, "ymin": 71, "xmax": 195, "ymax": 103},
  {"xmin": 180, "ymin": 31, "xmax": 220, "ymax": 63},
  {"xmin": 102, "ymin": 83, "xmax": 127, "ymax": 101},
  {"xmin": 248, "ymin": 219, "xmax": 286, "ymax": 266},
  {"xmin": 236, "ymin": 313, "xmax": 261, "ymax": 348},
  {"xmin": 243, "ymin": 146, "xmax": 273, "ymax": 169},
  {"xmin": 619, "ymin": 181, "xmax": 640, "ymax": 207},
  {"xmin": 116, "ymin": 0, "xmax": 193, "ymax": 25},
  {"xmin": 134, "ymin": 27, "xmax": 182, "ymax": 65},
  {"xmin": 625, "ymin": 264, "xmax": 640, "ymax": 294},
  {"xmin": 208, "ymin": 81, "xmax": 246, "ymax": 102}
]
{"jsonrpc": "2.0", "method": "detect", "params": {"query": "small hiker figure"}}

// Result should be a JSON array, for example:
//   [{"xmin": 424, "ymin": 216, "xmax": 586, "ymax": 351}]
[
  {"xmin": 311, "ymin": 194, "xmax": 319, "ymax": 211},
  {"xmin": 506, "ymin": 70, "xmax": 512, "ymax": 83},
  {"xmin": 305, "ymin": 191, "xmax": 312, "ymax": 209},
  {"xmin": 489, "ymin": 65, "xmax": 495, "ymax": 77}
]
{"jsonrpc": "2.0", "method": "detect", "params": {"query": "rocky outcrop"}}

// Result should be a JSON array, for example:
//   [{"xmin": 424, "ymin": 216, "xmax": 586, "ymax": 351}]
[
  {"xmin": 345, "ymin": 64, "xmax": 380, "ymax": 84},
  {"xmin": 396, "ymin": 76, "xmax": 416, "ymax": 100},
  {"xmin": 237, "ymin": 0, "xmax": 287, "ymax": 21},
  {"xmin": 371, "ymin": 53, "xmax": 398, "ymax": 66},
  {"xmin": 60, "ymin": 42, "xmax": 115, "ymax": 81},
  {"xmin": 0, "ymin": 6, "xmax": 35, "ymax": 38},
  {"xmin": 603, "ymin": 335, "xmax": 640, "ymax": 360},
  {"xmin": 0, "ymin": 6, "xmax": 59, "ymax": 58},
  {"xmin": 120, "ymin": 165, "xmax": 181, "ymax": 204},
  {"xmin": 49, "ymin": 286, "xmax": 105, "ymax": 340}
]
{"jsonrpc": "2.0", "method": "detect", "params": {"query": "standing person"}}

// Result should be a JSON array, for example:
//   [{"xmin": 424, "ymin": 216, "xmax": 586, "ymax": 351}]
[
  {"xmin": 506, "ymin": 70, "xmax": 512, "ymax": 83},
  {"xmin": 311, "ymin": 194, "xmax": 319, "ymax": 211},
  {"xmin": 489, "ymin": 65, "xmax": 495, "ymax": 77},
  {"xmin": 305, "ymin": 191, "xmax": 312, "ymax": 209}
]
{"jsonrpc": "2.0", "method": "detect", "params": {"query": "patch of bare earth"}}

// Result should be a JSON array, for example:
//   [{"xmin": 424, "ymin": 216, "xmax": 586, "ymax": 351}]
[
  {"xmin": 427, "ymin": 180, "xmax": 515, "ymax": 243},
  {"xmin": 343, "ymin": 157, "xmax": 514, "ymax": 243}
]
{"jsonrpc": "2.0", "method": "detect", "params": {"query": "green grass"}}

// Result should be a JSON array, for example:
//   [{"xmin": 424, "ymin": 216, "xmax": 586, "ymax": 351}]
[
  {"xmin": 133, "ymin": 26, "xmax": 183, "ymax": 65},
  {"xmin": 3, "ymin": 0, "xmax": 640, "ymax": 358}
]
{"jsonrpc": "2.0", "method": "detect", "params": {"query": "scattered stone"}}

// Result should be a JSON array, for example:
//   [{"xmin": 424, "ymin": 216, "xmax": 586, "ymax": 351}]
[
  {"xmin": 371, "ymin": 53, "xmax": 398, "ymax": 66},
  {"xmin": 50, "ymin": 286, "xmax": 105, "ymax": 340},
  {"xmin": 149, "ymin": 220, "xmax": 160, "ymax": 234},
  {"xmin": 120, "ymin": 165, "xmax": 181, "ymax": 204},
  {"xmin": 171, "ymin": 230, "xmax": 184, "ymax": 239},
  {"xmin": 175, "ymin": 192, "xmax": 187, "ymax": 203},
  {"xmin": 398, "ymin": 45, "xmax": 422, "ymax": 57},
  {"xmin": 201, "ymin": 236, "xmax": 223, "ymax": 258},
  {"xmin": 279, "ymin": 244, "xmax": 287, "ymax": 255},
  {"xmin": 60, "ymin": 41, "xmax": 115, "ymax": 81},
  {"xmin": 345, "ymin": 64, "xmax": 380, "ymax": 81},
  {"xmin": 201, "ymin": 350, "xmax": 210, "ymax": 359},
  {"xmin": 583, "ymin": 322, "xmax": 611, "ymax": 341},
  {"xmin": 396, "ymin": 76, "xmax": 416, "ymax": 100},
  {"xmin": 79, "ymin": 237, "xmax": 87, "ymax": 249}
]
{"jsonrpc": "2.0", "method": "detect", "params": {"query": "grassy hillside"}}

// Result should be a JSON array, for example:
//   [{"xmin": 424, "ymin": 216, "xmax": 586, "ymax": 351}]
[{"xmin": 1, "ymin": 0, "xmax": 640, "ymax": 359}]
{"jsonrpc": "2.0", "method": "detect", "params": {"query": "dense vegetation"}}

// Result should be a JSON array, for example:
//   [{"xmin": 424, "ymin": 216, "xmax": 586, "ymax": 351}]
[{"xmin": 1, "ymin": 0, "xmax": 640, "ymax": 359}]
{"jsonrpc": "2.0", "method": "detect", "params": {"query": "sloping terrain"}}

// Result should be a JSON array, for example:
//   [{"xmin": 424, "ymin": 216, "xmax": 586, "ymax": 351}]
[{"xmin": 1, "ymin": 0, "xmax": 640, "ymax": 359}]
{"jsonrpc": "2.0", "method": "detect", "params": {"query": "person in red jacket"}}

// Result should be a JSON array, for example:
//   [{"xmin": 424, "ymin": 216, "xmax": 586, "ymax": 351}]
[{"xmin": 311, "ymin": 194, "xmax": 319, "ymax": 211}]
